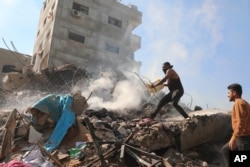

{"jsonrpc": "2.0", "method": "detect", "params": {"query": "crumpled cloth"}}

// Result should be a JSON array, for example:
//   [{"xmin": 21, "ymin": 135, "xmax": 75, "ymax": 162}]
[
  {"xmin": 32, "ymin": 94, "xmax": 69, "ymax": 122},
  {"xmin": 32, "ymin": 94, "xmax": 76, "ymax": 152},
  {"xmin": 0, "ymin": 160, "xmax": 31, "ymax": 167},
  {"xmin": 22, "ymin": 149, "xmax": 53, "ymax": 167}
]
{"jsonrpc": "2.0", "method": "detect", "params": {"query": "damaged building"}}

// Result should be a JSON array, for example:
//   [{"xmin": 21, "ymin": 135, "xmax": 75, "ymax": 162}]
[
  {"xmin": 32, "ymin": 0, "xmax": 142, "ymax": 75},
  {"xmin": 1, "ymin": 0, "xmax": 143, "ymax": 95},
  {"xmin": 0, "ymin": 48, "xmax": 31, "ymax": 87},
  {"xmin": 0, "ymin": 1, "xmax": 232, "ymax": 167}
]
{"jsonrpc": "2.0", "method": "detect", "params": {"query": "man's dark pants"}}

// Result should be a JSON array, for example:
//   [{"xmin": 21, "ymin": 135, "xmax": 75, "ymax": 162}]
[
  {"xmin": 151, "ymin": 89, "xmax": 189, "ymax": 119},
  {"xmin": 221, "ymin": 135, "xmax": 250, "ymax": 167}
]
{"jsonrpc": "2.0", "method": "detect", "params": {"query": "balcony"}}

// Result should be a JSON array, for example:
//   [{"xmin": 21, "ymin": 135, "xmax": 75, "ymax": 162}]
[{"xmin": 129, "ymin": 34, "xmax": 141, "ymax": 52}]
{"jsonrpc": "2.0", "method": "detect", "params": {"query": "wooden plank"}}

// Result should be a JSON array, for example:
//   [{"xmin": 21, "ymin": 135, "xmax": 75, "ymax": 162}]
[
  {"xmin": 84, "ymin": 117, "xmax": 108, "ymax": 167},
  {"xmin": 0, "ymin": 109, "xmax": 17, "ymax": 160},
  {"xmin": 125, "ymin": 147, "xmax": 152, "ymax": 166},
  {"xmin": 37, "ymin": 142, "xmax": 64, "ymax": 167},
  {"xmin": 83, "ymin": 124, "xmax": 140, "ymax": 167},
  {"xmin": 124, "ymin": 143, "xmax": 162, "ymax": 160},
  {"xmin": 119, "ymin": 144, "xmax": 125, "ymax": 162}
]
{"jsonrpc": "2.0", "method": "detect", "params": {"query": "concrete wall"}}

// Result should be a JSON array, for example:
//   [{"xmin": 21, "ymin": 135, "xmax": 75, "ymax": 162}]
[{"xmin": 0, "ymin": 48, "xmax": 31, "ymax": 86}]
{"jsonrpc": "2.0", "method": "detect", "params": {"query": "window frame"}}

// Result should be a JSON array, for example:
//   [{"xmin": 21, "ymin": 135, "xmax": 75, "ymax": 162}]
[
  {"xmin": 72, "ymin": 2, "xmax": 89, "ymax": 15},
  {"xmin": 108, "ymin": 16, "xmax": 122, "ymax": 28},
  {"xmin": 68, "ymin": 31, "xmax": 85, "ymax": 44},
  {"xmin": 105, "ymin": 43, "xmax": 119, "ymax": 54}
]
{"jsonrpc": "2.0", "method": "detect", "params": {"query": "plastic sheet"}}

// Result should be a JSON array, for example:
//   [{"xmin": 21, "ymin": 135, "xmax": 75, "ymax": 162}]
[{"xmin": 32, "ymin": 94, "xmax": 76, "ymax": 152}]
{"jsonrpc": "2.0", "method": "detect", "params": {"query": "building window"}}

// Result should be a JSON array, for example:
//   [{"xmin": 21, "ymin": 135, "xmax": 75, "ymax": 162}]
[
  {"xmin": 43, "ymin": 17, "xmax": 47, "ymax": 26},
  {"xmin": 46, "ymin": 30, "xmax": 51, "ymax": 39},
  {"xmin": 43, "ymin": 1, "xmax": 47, "ymax": 10},
  {"xmin": 52, "ymin": 2, "xmax": 55, "ymax": 10},
  {"xmin": 72, "ymin": 2, "xmax": 89, "ymax": 15},
  {"xmin": 105, "ymin": 44, "xmax": 119, "ymax": 54},
  {"xmin": 108, "ymin": 16, "xmax": 122, "ymax": 28},
  {"xmin": 68, "ymin": 32, "xmax": 85, "ymax": 44}
]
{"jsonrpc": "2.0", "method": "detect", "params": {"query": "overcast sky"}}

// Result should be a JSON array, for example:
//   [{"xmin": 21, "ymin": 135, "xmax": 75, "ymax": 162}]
[{"xmin": 0, "ymin": 0, "xmax": 249, "ymax": 110}]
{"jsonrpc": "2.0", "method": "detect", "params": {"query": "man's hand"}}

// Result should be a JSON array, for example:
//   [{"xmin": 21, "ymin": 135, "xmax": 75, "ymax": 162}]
[
  {"xmin": 149, "ymin": 84, "xmax": 155, "ymax": 88},
  {"xmin": 229, "ymin": 138, "xmax": 236, "ymax": 150}
]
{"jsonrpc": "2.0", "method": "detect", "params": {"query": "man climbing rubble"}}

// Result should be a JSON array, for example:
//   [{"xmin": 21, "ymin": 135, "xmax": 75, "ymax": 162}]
[
  {"xmin": 149, "ymin": 62, "xmax": 189, "ymax": 119},
  {"xmin": 26, "ymin": 91, "xmax": 88, "ymax": 152}
]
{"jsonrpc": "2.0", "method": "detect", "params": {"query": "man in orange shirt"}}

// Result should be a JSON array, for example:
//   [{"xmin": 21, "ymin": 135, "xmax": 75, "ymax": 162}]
[{"xmin": 221, "ymin": 83, "xmax": 250, "ymax": 167}]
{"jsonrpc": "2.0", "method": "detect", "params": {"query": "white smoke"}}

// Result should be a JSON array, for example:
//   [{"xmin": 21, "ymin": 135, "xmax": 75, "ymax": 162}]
[{"xmin": 77, "ymin": 70, "xmax": 148, "ymax": 113}]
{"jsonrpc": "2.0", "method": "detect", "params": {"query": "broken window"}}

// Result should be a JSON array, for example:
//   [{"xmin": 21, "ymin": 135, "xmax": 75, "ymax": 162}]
[
  {"xmin": 68, "ymin": 31, "xmax": 85, "ymax": 44},
  {"xmin": 2, "ymin": 65, "xmax": 20, "ymax": 73},
  {"xmin": 43, "ymin": 1, "xmax": 47, "ymax": 10},
  {"xmin": 108, "ymin": 16, "xmax": 122, "ymax": 28},
  {"xmin": 72, "ymin": 2, "xmax": 89, "ymax": 15},
  {"xmin": 52, "ymin": 2, "xmax": 55, "ymax": 10},
  {"xmin": 43, "ymin": 17, "xmax": 47, "ymax": 26},
  {"xmin": 105, "ymin": 44, "xmax": 119, "ymax": 54},
  {"xmin": 46, "ymin": 30, "xmax": 51, "ymax": 39}
]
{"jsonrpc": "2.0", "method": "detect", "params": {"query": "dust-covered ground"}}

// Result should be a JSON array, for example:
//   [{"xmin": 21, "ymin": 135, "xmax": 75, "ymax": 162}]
[{"xmin": 0, "ymin": 89, "xmax": 230, "ymax": 167}]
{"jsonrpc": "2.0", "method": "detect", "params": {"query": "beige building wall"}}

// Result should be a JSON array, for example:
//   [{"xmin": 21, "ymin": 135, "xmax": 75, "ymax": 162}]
[
  {"xmin": 0, "ymin": 48, "xmax": 31, "ymax": 86},
  {"xmin": 32, "ymin": 0, "xmax": 142, "ymax": 74}
]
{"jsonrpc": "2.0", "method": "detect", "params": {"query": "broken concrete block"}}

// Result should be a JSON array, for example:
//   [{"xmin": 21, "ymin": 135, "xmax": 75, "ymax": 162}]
[
  {"xmin": 2, "ymin": 72, "xmax": 28, "ymax": 91},
  {"xmin": 117, "ymin": 126, "xmax": 128, "ymax": 137}
]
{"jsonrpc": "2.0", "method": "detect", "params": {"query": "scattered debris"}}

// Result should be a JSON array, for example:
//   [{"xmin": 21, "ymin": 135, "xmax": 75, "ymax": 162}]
[
  {"xmin": 0, "ymin": 105, "xmax": 230, "ymax": 166},
  {"xmin": 0, "ymin": 64, "xmax": 231, "ymax": 166},
  {"xmin": 2, "ymin": 64, "xmax": 87, "ymax": 93}
]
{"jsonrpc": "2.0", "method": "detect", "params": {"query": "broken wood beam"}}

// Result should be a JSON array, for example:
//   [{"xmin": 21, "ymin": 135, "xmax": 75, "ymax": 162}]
[
  {"xmin": 125, "ymin": 147, "xmax": 153, "ymax": 167},
  {"xmin": 124, "ymin": 143, "xmax": 162, "ymax": 160},
  {"xmin": 151, "ymin": 160, "xmax": 162, "ymax": 167},
  {"xmin": 84, "ymin": 117, "xmax": 108, "ymax": 167},
  {"xmin": 0, "ymin": 109, "xmax": 17, "ymax": 160},
  {"xmin": 37, "ymin": 142, "xmax": 64, "ymax": 167},
  {"xmin": 83, "ymin": 126, "xmax": 140, "ymax": 167},
  {"xmin": 119, "ymin": 144, "xmax": 125, "ymax": 162},
  {"xmin": 124, "ymin": 128, "xmax": 139, "ymax": 143},
  {"xmin": 82, "ymin": 147, "xmax": 118, "ymax": 167}
]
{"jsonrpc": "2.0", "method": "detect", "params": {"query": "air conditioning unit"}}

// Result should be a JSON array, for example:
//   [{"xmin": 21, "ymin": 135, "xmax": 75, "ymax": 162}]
[{"xmin": 71, "ymin": 9, "xmax": 81, "ymax": 18}]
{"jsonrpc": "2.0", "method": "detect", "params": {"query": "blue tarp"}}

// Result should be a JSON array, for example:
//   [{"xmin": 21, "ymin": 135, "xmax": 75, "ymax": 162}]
[{"xmin": 32, "ymin": 94, "xmax": 76, "ymax": 152}]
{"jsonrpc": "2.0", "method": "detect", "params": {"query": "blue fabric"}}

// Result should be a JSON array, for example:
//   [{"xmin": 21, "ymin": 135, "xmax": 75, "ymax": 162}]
[
  {"xmin": 32, "ymin": 94, "xmax": 64, "ymax": 122},
  {"xmin": 32, "ymin": 94, "xmax": 76, "ymax": 152}
]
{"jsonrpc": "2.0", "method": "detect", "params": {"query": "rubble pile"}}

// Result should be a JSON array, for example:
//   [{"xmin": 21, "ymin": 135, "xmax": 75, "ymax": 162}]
[
  {"xmin": 0, "ymin": 65, "xmax": 232, "ymax": 166},
  {"xmin": 2, "ymin": 64, "xmax": 88, "ymax": 93},
  {"xmin": 0, "ymin": 105, "xmax": 231, "ymax": 167}
]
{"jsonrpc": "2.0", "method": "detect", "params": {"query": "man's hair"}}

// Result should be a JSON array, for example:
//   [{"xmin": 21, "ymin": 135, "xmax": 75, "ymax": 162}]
[
  {"xmin": 163, "ymin": 62, "xmax": 173, "ymax": 68},
  {"xmin": 227, "ymin": 83, "xmax": 242, "ymax": 97}
]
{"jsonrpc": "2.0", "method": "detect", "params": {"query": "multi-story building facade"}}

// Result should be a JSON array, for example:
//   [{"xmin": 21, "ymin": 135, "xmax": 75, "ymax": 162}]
[{"xmin": 32, "ymin": 0, "xmax": 142, "ymax": 75}]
